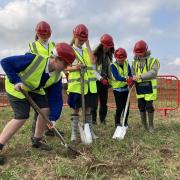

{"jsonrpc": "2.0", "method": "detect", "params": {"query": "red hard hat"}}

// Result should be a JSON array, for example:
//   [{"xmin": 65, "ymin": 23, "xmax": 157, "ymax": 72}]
[
  {"xmin": 114, "ymin": 48, "xmax": 127, "ymax": 60},
  {"xmin": 35, "ymin": 21, "xmax": 51, "ymax": 39},
  {"xmin": 53, "ymin": 43, "xmax": 76, "ymax": 65},
  {"xmin": 73, "ymin": 24, "xmax": 88, "ymax": 41},
  {"xmin": 100, "ymin": 34, "xmax": 114, "ymax": 48},
  {"xmin": 133, "ymin": 40, "xmax": 148, "ymax": 56}
]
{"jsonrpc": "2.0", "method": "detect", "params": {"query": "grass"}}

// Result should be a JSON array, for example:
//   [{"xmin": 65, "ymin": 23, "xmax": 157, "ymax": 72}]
[{"xmin": 0, "ymin": 107, "xmax": 180, "ymax": 180}]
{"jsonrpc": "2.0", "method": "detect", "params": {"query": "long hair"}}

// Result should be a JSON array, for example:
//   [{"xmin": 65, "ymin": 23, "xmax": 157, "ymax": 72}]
[
  {"xmin": 35, "ymin": 34, "xmax": 38, "ymax": 41},
  {"xmin": 70, "ymin": 38, "xmax": 75, "ymax": 46},
  {"xmin": 94, "ymin": 44, "xmax": 114, "ymax": 65},
  {"xmin": 134, "ymin": 50, "xmax": 151, "ymax": 60}
]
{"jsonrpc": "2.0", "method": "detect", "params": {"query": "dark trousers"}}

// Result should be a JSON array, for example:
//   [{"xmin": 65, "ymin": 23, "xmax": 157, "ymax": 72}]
[
  {"xmin": 113, "ymin": 90, "xmax": 129, "ymax": 126},
  {"xmin": 138, "ymin": 98, "xmax": 154, "ymax": 113},
  {"xmin": 91, "ymin": 81, "xmax": 108, "ymax": 123}
]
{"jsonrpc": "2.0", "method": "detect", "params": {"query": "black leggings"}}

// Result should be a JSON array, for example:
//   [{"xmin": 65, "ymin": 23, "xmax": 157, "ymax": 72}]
[
  {"xmin": 113, "ymin": 90, "xmax": 129, "ymax": 126},
  {"xmin": 138, "ymin": 98, "xmax": 154, "ymax": 113},
  {"xmin": 91, "ymin": 81, "xmax": 108, "ymax": 123}
]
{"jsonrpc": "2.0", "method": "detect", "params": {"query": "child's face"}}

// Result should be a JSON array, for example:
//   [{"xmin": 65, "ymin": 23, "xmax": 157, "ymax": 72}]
[
  {"xmin": 117, "ymin": 58, "xmax": 126, "ymax": 64},
  {"xmin": 53, "ymin": 58, "xmax": 68, "ymax": 71},
  {"xmin": 38, "ymin": 36, "xmax": 50, "ymax": 44},
  {"xmin": 103, "ymin": 46, "xmax": 110, "ymax": 53},
  {"xmin": 134, "ymin": 51, "xmax": 146, "ymax": 58},
  {"xmin": 74, "ymin": 38, "xmax": 86, "ymax": 47}
]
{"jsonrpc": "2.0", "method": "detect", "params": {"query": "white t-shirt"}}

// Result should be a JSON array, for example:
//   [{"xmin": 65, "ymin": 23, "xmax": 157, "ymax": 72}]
[
  {"xmin": 45, "ymin": 59, "xmax": 53, "ymax": 76},
  {"xmin": 72, "ymin": 45, "xmax": 83, "ymax": 66},
  {"xmin": 42, "ymin": 42, "xmax": 49, "ymax": 50},
  {"xmin": 72, "ymin": 44, "xmax": 102, "ymax": 80}
]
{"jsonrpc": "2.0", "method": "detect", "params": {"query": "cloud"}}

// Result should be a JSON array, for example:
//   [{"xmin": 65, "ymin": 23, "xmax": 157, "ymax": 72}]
[
  {"xmin": 169, "ymin": 57, "xmax": 180, "ymax": 66},
  {"xmin": 158, "ymin": 57, "xmax": 180, "ymax": 78},
  {"xmin": 0, "ymin": 0, "xmax": 180, "ymax": 77},
  {"xmin": 0, "ymin": 0, "xmax": 163, "ymax": 46},
  {"xmin": 0, "ymin": 0, "xmax": 76, "ymax": 50}
]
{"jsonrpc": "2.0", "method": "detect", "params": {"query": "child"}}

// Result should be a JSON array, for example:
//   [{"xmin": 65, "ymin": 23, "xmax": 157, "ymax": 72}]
[
  {"xmin": 29, "ymin": 21, "xmax": 55, "ymax": 57},
  {"xmin": 111, "ymin": 48, "xmax": 133, "ymax": 127},
  {"xmin": 91, "ymin": 34, "xmax": 114, "ymax": 124},
  {"xmin": 67, "ymin": 24, "xmax": 98, "ymax": 142},
  {"xmin": 132, "ymin": 40, "xmax": 160, "ymax": 133},
  {"xmin": 0, "ymin": 43, "xmax": 75, "ymax": 165},
  {"xmin": 29, "ymin": 21, "xmax": 63, "ymax": 136}
]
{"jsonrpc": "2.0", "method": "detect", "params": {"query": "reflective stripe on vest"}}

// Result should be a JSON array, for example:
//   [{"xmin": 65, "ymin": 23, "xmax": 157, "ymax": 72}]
[
  {"xmin": 29, "ymin": 41, "xmax": 62, "ymax": 84},
  {"xmin": 69, "ymin": 66, "xmax": 93, "ymax": 73},
  {"xmin": 44, "ymin": 71, "xmax": 62, "ymax": 88},
  {"xmin": 20, "ymin": 56, "xmax": 44, "ymax": 83},
  {"xmin": 5, "ymin": 55, "xmax": 62, "ymax": 99},
  {"xmin": 29, "ymin": 41, "xmax": 55, "ymax": 57},
  {"xmin": 31, "ymin": 42, "xmax": 38, "ymax": 54},
  {"xmin": 132, "ymin": 57, "xmax": 159, "ymax": 101},
  {"xmin": 110, "ymin": 60, "xmax": 128, "ymax": 89},
  {"xmin": 68, "ymin": 78, "xmax": 96, "ymax": 83}
]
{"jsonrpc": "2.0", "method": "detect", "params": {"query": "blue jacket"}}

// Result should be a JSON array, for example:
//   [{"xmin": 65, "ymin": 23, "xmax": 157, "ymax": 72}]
[
  {"xmin": 1, "ymin": 53, "xmax": 62, "ymax": 121},
  {"xmin": 111, "ymin": 63, "xmax": 132, "ymax": 81}
]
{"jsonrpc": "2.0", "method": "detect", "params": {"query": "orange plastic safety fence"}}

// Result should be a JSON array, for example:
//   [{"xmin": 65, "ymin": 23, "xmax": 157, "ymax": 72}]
[
  {"xmin": 0, "ymin": 74, "xmax": 179, "ymax": 117},
  {"xmin": 108, "ymin": 75, "xmax": 179, "ymax": 116}
]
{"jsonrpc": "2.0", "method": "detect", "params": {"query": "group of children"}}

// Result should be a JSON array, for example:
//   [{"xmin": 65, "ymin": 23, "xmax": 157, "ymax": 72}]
[{"xmin": 0, "ymin": 21, "xmax": 160, "ymax": 165}]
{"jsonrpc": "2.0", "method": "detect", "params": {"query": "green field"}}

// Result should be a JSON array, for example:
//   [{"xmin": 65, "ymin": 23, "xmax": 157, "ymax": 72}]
[{"xmin": 0, "ymin": 107, "xmax": 179, "ymax": 180}]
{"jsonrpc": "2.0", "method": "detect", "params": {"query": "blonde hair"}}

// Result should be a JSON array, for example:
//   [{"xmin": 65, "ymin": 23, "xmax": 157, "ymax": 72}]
[
  {"xmin": 70, "ymin": 38, "xmax": 75, "ymax": 46},
  {"xmin": 35, "ymin": 34, "xmax": 38, "ymax": 41}
]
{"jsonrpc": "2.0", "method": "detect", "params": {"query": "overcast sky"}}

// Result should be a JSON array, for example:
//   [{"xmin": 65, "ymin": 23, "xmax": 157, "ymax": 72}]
[{"xmin": 0, "ymin": 0, "xmax": 180, "ymax": 77}]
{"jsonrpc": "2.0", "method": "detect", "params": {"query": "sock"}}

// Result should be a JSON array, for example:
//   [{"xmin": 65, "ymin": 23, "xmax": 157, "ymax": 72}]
[{"xmin": 0, "ymin": 143, "xmax": 4, "ymax": 150}]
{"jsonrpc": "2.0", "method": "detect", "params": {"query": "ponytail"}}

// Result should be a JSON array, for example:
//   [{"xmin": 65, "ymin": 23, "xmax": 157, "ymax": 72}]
[
  {"xmin": 35, "ymin": 34, "xmax": 38, "ymax": 41},
  {"xmin": 70, "ymin": 38, "xmax": 75, "ymax": 46}
]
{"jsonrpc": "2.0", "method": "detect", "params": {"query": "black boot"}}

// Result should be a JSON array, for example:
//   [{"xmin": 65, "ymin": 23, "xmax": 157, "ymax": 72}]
[
  {"xmin": 99, "ymin": 115, "xmax": 106, "ymax": 124},
  {"xmin": 148, "ymin": 112, "xmax": 154, "ymax": 133},
  {"xmin": 99, "ymin": 105, "xmax": 107, "ymax": 124},
  {"xmin": 91, "ymin": 108, "xmax": 97, "ymax": 125},
  {"xmin": 32, "ymin": 137, "xmax": 52, "ymax": 151},
  {"xmin": 0, "ymin": 144, "xmax": 6, "ymax": 165},
  {"xmin": 0, "ymin": 155, "xmax": 6, "ymax": 165},
  {"xmin": 140, "ymin": 112, "xmax": 148, "ymax": 130}
]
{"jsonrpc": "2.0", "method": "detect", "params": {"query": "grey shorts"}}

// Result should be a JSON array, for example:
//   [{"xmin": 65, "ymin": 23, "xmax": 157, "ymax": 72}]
[{"xmin": 7, "ymin": 92, "xmax": 49, "ymax": 120}]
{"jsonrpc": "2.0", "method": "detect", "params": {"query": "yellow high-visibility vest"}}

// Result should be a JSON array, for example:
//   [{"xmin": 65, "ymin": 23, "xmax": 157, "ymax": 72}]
[
  {"xmin": 132, "ymin": 57, "xmax": 160, "ymax": 101},
  {"xmin": 67, "ymin": 47, "xmax": 97, "ymax": 94},
  {"xmin": 29, "ymin": 41, "xmax": 55, "ymax": 58},
  {"xmin": 5, "ymin": 55, "xmax": 62, "ymax": 99},
  {"xmin": 110, "ymin": 60, "xmax": 128, "ymax": 88}
]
